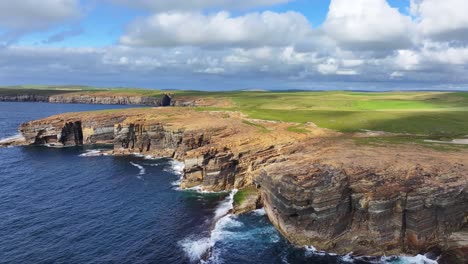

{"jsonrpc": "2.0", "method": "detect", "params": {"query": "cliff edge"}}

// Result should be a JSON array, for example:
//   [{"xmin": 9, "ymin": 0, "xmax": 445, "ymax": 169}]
[{"xmin": 11, "ymin": 107, "xmax": 468, "ymax": 263}]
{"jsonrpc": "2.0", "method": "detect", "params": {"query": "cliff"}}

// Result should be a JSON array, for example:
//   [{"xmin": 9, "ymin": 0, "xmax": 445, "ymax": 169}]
[
  {"xmin": 0, "ymin": 92, "xmax": 175, "ymax": 106},
  {"xmin": 11, "ymin": 108, "xmax": 468, "ymax": 263}
]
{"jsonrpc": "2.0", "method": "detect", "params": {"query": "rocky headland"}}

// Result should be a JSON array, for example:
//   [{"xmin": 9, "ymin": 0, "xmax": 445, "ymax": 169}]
[
  {"xmin": 0, "ymin": 91, "xmax": 202, "ymax": 106},
  {"xmin": 6, "ymin": 107, "xmax": 468, "ymax": 263}
]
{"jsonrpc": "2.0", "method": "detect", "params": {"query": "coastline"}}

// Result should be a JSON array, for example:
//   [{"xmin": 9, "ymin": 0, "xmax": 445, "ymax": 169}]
[{"xmin": 2, "ymin": 105, "xmax": 467, "ymax": 263}]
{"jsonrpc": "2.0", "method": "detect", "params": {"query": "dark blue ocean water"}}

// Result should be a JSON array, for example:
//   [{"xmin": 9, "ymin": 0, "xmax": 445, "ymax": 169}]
[{"xmin": 0, "ymin": 102, "xmax": 434, "ymax": 264}]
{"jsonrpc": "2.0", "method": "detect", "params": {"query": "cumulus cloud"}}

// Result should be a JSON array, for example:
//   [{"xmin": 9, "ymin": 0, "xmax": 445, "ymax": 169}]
[
  {"xmin": 120, "ymin": 11, "xmax": 312, "ymax": 48},
  {"xmin": 0, "ymin": 0, "xmax": 81, "ymax": 44},
  {"xmin": 411, "ymin": 0, "xmax": 468, "ymax": 43},
  {"xmin": 0, "ymin": 0, "xmax": 80, "ymax": 30},
  {"xmin": 2, "ymin": 43, "xmax": 467, "ymax": 90},
  {"xmin": 109, "ymin": 0, "xmax": 292, "ymax": 11},
  {"xmin": 2, "ymin": 0, "xmax": 468, "ymax": 90},
  {"xmin": 323, "ymin": 0, "xmax": 415, "ymax": 50}
]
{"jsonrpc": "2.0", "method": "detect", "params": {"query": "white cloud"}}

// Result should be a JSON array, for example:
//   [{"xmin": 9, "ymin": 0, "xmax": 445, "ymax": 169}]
[
  {"xmin": 0, "ymin": 0, "xmax": 80, "ymax": 30},
  {"xmin": 120, "ymin": 11, "xmax": 312, "ymax": 48},
  {"xmin": 1, "ymin": 45, "xmax": 468, "ymax": 90},
  {"xmin": 0, "ymin": 0, "xmax": 81, "ymax": 44},
  {"xmin": 109, "ymin": 0, "xmax": 292, "ymax": 11},
  {"xmin": 411, "ymin": 0, "xmax": 468, "ymax": 42},
  {"xmin": 323, "ymin": 0, "xmax": 415, "ymax": 50},
  {"xmin": 2, "ymin": 0, "xmax": 468, "ymax": 90}
]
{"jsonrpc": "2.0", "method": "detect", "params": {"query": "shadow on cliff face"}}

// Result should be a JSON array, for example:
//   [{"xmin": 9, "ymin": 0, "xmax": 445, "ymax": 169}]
[
  {"xmin": 59, "ymin": 121, "xmax": 84, "ymax": 145},
  {"xmin": 161, "ymin": 94, "xmax": 172, "ymax": 107}
]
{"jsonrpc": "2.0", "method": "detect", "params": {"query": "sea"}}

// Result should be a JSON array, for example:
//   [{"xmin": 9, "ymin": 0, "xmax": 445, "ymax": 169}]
[{"xmin": 0, "ymin": 102, "xmax": 437, "ymax": 264}]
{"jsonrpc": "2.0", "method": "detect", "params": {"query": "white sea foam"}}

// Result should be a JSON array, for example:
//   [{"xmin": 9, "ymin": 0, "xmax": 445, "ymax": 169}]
[
  {"xmin": 180, "ymin": 190, "xmax": 239, "ymax": 263},
  {"xmin": 79, "ymin": 150, "xmax": 109, "ymax": 157},
  {"xmin": 383, "ymin": 254, "xmax": 438, "ymax": 264},
  {"xmin": 180, "ymin": 237, "xmax": 212, "ymax": 262},
  {"xmin": 182, "ymin": 185, "xmax": 227, "ymax": 194},
  {"xmin": 130, "ymin": 162, "xmax": 146, "ymax": 176},
  {"xmin": 180, "ymin": 214, "xmax": 243, "ymax": 263},
  {"xmin": 166, "ymin": 160, "xmax": 185, "ymax": 187},
  {"xmin": 337, "ymin": 253, "xmax": 438, "ymax": 264},
  {"xmin": 131, "ymin": 152, "xmax": 145, "ymax": 158},
  {"xmin": 214, "ymin": 189, "xmax": 237, "ymax": 220},
  {"xmin": 0, "ymin": 134, "xmax": 25, "ymax": 144},
  {"xmin": 251, "ymin": 208, "xmax": 266, "ymax": 216},
  {"xmin": 341, "ymin": 253, "xmax": 354, "ymax": 263},
  {"xmin": 167, "ymin": 160, "xmax": 185, "ymax": 175}
]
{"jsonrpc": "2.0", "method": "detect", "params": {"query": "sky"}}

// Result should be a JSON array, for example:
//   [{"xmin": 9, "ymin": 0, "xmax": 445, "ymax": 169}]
[{"xmin": 1, "ymin": 0, "xmax": 468, "ymax": 91}]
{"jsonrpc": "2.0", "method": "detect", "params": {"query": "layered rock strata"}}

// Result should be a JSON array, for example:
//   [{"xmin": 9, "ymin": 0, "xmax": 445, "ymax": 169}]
[
  {"xmin": 0, "ymin": 93, "xmax": 174, "ymax": 106},
  {"xmin": 13, "ymin": 108, "xmax": 468, "ymax": 262}
]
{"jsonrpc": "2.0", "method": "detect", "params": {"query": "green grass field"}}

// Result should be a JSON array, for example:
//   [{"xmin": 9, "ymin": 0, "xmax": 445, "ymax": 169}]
[
  {"xmin": 187, "ymin": 91, "xmax": 468, "ymax": 137},
  {"xmin": 2, "ymin": 86, "xmax": 468, "ymax": 137}
]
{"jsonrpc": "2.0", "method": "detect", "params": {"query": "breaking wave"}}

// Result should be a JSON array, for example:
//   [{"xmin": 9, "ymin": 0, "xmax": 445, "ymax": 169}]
[
  {"xmin": 0, "ymin": 133, "xmax": 24, "ymax": 144},
  {"xmin": 303, "ymin": 246, "xmax": 438, "ymax": 264},
  {"xmin": 166, "ymin": 160, "xmax": 185, "ymax": 187},
  {"xmin": 180, "ymin": 190, "xmax": 238, "ymax": 263},
  {"xmin": 129, "ymin": 162, "xmax": 146, "ymax": 179},
  {"xmin": 79, "ymin": 149, "xmax": 109, "ymax": 157}
]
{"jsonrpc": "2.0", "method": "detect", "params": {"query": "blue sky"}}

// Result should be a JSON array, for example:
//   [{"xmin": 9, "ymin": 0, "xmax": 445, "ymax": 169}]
[{"xmin": 1, "ymin": 0, "xmax": 468, "ymax": 90}]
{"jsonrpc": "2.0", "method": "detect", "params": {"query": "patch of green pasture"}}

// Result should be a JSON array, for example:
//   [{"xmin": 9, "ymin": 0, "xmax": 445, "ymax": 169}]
[
  {"xmin": 242, "ymin": 120, "xmax": 269, "ymax": 133},
  {"xmin": 287, "ymin": 125, "xmax": 309, "ymax": 134},
  {"xmin": 234, "ymin": 185, "xmax": 258, "ymax": 205}
]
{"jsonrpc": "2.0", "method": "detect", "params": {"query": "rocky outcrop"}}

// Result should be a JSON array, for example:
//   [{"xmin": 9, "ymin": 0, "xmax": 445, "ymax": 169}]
[
  {"xmin": 0, "ymin": 93, "xmax": 176, "ymax": 106},
  {"xmin": 48, "ymin": 94, "xmax": 172, "ymax": 106},
  {"xmin": 0, "ymin": 94, "xmax": 49, "ymax": 102},
  {"xmin": 20, "ymin": 111, "xmax": 128, "ymax": 146},
  {"xmin": 255, "ymin": 142, "xmax": 468, "ymax": 262},
  {"xmin": 11, "ymin": 107, "xmax": 468, "ymax": 262}
]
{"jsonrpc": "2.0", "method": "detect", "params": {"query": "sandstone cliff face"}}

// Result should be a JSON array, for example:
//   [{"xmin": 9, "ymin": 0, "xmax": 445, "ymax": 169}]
[
  {"xmin": 0, "ymin": 95, "xmax": 49, "ymax": 102},
  {"xmin": 13, "ymin": 108, "xmax": 468, "ymax": 262},
  {"xmin": 48, "ymin": 94, "xmax": 173, "ymax": 106},
  {"xmin": 256, "ymin": 141, "xmax": 468, "ymax": 262},
  {"xmin": 20, "ymin": 112, "xmax": 128, "ymax": 146},
  {"xmin": 0, "ymin": 93, "xmax": 174, "ymax": 106}
]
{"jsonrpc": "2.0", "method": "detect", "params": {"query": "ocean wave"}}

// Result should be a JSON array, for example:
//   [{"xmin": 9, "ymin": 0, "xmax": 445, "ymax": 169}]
[
  {"xmin": 165, "ymin": 160, "xmax": 185, "ymax": 175},
  {"xmin": 338, "ymin": 252, "xmax": 438, "ymax": 264},
  {"xmin": 251, "ymin": 208, "xmax": 266, "ymax": 216},
  {"xmin": 180, "ymin": 190, "xmax": 238, "ymax": 263},
  {"xmin": 181, "ymin": 185, "xmax": 228, "ymax": 194},
  {"xmin": 301, "ymin": 246, "xmax": 437, "ymax": 263},
  {"xmin": 79, "ymin": 150, "xmax": 109, "ymax": 157},
  {"xmin": 383, "ymin": 254, "xmax": 438, "ymax": 264},
  {"xmin": 130, "ymin": 152, "xmax": 145, "ymax": 158},
  {"xmin": 130, "ymin": 162, "xmax": 146, "ymax": 178},
  {"xmin": 166, "ymin": 160, "xmax": 185, "ymax": 187},
  {"xmin": 180, "ymin": 214, "xmax": 242, "ymax": 263},
  {"xmin": 0, "ymin": 133, "xmax": 24, "ymax": 144},
  {"xmin": 214, "ymin": 189, "xmax": 237, "ymax": 220}
]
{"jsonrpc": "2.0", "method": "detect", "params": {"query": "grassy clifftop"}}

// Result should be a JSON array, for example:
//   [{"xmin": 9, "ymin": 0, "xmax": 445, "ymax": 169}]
[
  {"xmin": 2, "ymin": 86, "xmax": 468, "ymax": 137},
  {"xmin": 186, "ymin": 90, "xmax": 468, "ymax": 137}
]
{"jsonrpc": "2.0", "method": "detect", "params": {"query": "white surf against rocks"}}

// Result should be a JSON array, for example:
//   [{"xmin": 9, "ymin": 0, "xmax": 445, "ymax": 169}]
[
  {"xmin": 167, "ymin": 160, "xmax": 185, "ymax": 187},
  {"xmin": 79, "ymin": 150, "xmax": 109, "ymax": 157},
  {"xmin": 0, "ymin": 134, "xmax": 25, "ymax": 145},
  {"xmin": 179, "ymin": 189, "xmax": 239, "ymax": 263}
]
